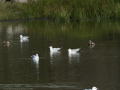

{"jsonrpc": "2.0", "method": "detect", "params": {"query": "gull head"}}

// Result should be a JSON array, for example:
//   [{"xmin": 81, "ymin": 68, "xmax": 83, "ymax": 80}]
[
  {"xmin": 68, "ymin": 49, "xmax": 71, "ymax": 52},
  {"xmin": 20, "ymin": 35, "xmax": 22, "ymax": 38},
  {"xmin": 49, "ymin": 46, "xmax": 52, "ymax": 48},
  {"xmin": 92, "ymin": 86, "xmax": 98, "ymax": 90},
  {"xmin": 36, "ymin": 54, "xmax": 38, "ymax": 56},
  {"xmin": 49, "ymin": 46, "xmax": 53, "ymax": 51}
]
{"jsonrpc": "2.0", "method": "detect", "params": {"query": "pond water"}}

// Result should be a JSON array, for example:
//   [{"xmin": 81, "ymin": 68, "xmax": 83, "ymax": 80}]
[{"xmin": 0, "ymin": 20, "xmax": 120, "ymax": 90}]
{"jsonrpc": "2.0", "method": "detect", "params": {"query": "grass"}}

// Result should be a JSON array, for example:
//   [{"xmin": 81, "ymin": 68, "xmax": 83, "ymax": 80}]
[
  {"xmin": 0, "ymin": 2, "xmax": 21, "ymax": 20},
  {"xmin": 0, "ymin": 0, "xmax": 120, "ymax": 21}
]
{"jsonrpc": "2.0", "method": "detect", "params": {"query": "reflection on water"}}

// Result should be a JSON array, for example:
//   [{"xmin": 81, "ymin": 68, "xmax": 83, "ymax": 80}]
[
  {"xmin": 0, "ymin": 84, "xmax": 77, "ymax": 89},
  {"xmin": 50, "ymin": 51, "xmax": 61, "ymax": 68},
  {"xmin": 88, "ymin": 44, "xmax": 95, "ymax": 50},
  {"xmin": 50, "ymin": 51, "xmax": 61, "ymax": 57},
  {"xmin": 68, "ymin": 52, "xmax": 80, "ymax": 64},
  {"xmin": 31, "ymin": 58, "xmax": 39, "ymax": 81},
  {"xmin": 4, "ymin": 44, "xmax": 9, "ymax": 47},
  {"xmin": 32, "ymin": 58, "xmax": 39, "ymax": 69},
  {"xmin": 20, "ymin": 39, "xmax": 29, "ymax": 49},
  {"xmin": 0, "ymin": 20, "xmax": 120, "ymax": 90},
  {"xmin": 20, "ymin": 38, "xmax": 29, "ymax": 42}
]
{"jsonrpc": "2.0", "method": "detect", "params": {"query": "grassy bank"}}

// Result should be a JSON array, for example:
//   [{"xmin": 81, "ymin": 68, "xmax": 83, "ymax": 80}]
[
  {"xmin": 0, "ymin": 0, "xmax": 120, "ymax": 21},
  {"xmin": 0, "ymin": 2, "xmax": 21, "ymax": 20}
]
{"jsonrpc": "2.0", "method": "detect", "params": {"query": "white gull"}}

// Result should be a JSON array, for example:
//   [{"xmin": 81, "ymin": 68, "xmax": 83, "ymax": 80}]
[
  {"xmin": 68, "ymin": 48, "xmax": 82, "ymax": 53},
  {"xmin": 84, "ymin": 86, "xmax": 98, "ymax": 90},
  {"xmin": 49, "ymin": 46, "xmax": 62, "ymax": 52},
  {"xmin": 31, "ymin": 54, "xmax": 39, "ymax": 59},
  {"xmin": 20, "ymin": 35, "xmax": 29, "ymax": 40}
]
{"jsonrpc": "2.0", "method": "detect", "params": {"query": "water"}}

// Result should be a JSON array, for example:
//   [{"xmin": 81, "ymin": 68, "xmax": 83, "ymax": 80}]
[{"xmin": 0, "ymin": 20, "xmax": 120, "ymax": 90}]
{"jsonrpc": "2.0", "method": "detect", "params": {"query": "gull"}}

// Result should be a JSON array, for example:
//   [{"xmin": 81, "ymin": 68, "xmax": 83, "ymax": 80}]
[
  {"xmin": 84, "ymin": 86, "xmax": 99, "ymax": 90},
  {"xmin": 49, "ymin": 46, "xmax": 62, "ymax": 52},
  {"xmin": 68, "ymin": 48, "xmax": 82, "ymax": 53},
  {"xmin": 92, "ymin": 86, "xmax": 98, "ymax": 90},
  {"xmin": 31, "ymin": 54, "xmax": 39, "ymax": 59},
  {"xmin": 20, "ymin": 35, "xmax": 29, "ymax": 40}
]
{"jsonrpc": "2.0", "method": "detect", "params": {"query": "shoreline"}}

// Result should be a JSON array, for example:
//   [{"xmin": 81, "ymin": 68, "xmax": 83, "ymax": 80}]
[
  {"xmin": 0, "ymin": 18, "xmax": 50, "ymax": 22},
  {"xmin": 0, "ymin": 17, "xmax": 118, "ymax": 23}
]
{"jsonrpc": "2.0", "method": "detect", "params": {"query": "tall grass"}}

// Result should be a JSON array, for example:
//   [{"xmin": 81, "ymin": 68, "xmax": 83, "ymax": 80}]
[
  {"xmin": 0, "ymin": 2, "xmax": 22, "ymax": 20},
  {"xmin": 19, "ymin": 0, "xmax": 120, "ymax": 21},
  {"xmin": 1, "ymin": 0, "xmax": 120, "ymax": 21}
]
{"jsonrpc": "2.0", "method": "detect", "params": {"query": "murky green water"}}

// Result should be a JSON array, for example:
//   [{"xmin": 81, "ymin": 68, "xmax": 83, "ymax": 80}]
[{"xmin": 0, "ymin": 20, "xmax": 120, "ymax": 90}]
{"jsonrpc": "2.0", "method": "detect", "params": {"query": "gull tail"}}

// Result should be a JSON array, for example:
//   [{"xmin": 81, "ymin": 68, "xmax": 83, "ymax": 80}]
[{"xmin": 79, "ymin": 47, "xmax": 82, "ymax": 51}]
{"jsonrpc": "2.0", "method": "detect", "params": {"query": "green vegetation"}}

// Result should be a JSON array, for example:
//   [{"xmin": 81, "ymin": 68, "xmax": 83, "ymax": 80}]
[
  {"xmin": 0, "ymin": 2, "xmax": 21, "ymax": 20},
  {"xmin": 0, "ymin": 0, "xmax": 120, "ymax": 21},
  {"xmin": 0, "ymin": 19, "xmax": 120, "ymax": 39},
  {"xmin": 22, "ymin": 20, "xmax": 120, "ymax": 39}
]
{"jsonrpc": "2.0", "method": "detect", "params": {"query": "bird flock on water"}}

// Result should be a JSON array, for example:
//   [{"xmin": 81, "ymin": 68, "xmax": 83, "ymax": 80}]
[{"xmin": 4, "ymin": 35, "xmax": 98, "ymax": 90}]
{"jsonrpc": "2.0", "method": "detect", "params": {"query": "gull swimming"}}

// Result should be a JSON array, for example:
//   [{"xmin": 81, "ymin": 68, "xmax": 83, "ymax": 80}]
[
  {"xmin": 20, "ymin": 35, "xmax": 29, "ymax": 40},
  {"xmin": 68, "ymin": 48, "xmax": 82, "ymax": 53},
  {"xmin": 91, "ymin": 86, "xmax": 98, "ymax": 90},
  {"xmin": 84, "ymin": 86, "xmax": 98, "ymax": 90},
  {"xmin": 31, "ymin": 54, "xmax": 39, "ymax": 59},
  {"xmin": 49, "ymin": 46, "xmax": 62, "ymax": 52}
]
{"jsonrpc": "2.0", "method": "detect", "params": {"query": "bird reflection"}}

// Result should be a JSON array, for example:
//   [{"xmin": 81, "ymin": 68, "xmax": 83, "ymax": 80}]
[
  {"xmin": 20, "ymin": 39, "xmax": 29, "ymax": 48},
  {"xmin": 4, "ymin": 43, "xmax": 9, "ymax": 47},
  {"xmin": 31, "ymin": 58, "xmax": 39, "ymax": 81},
  {"xmin": 50, "ymin": 51, "xmax": 61, "ymax": 67},
  {"xmin": 32, "ymin": 58, "xmax": 39, "ymax": 69},
  {"xmin": 68, "ymin": 52, "xmax": 80, "ymax": 64},
  {"xmin": 50, "ymin": 51, "xmax": 61, "ymax": 57},
  {"xmin": 88, "ymin": 44, "xmax": 95, "ymax": 49},
  {"xmin": 20, "ymin": 38, "xmax": 29, "ymax": 42}
]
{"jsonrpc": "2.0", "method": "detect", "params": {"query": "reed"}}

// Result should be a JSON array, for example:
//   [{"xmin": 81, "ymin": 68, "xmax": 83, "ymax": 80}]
[
  {"xmin": 0, "ymin": 0, "xmax": 120, "ymax": 21},
  {"xmin": 0, "ymin": 2, "xmax": 22, "ymax": 20},
  {"xmin": 19, "ymin": 0, "xmax": 120, "ymax": 21}
]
